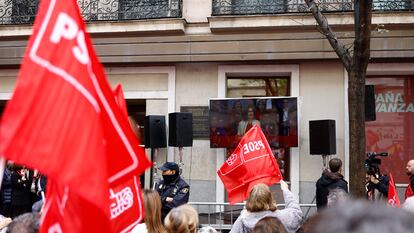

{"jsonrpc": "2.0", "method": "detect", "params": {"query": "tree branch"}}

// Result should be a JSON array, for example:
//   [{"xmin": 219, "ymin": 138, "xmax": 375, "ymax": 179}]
[{"xmin": 304, "ymin": 0, "xmax": 352, "ymax": 72}]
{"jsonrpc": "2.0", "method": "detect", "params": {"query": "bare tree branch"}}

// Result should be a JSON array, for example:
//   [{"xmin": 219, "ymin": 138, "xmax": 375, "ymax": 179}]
[{"xmin": 304, "ymin": 0, "xmax": 352, "ymax": 71}]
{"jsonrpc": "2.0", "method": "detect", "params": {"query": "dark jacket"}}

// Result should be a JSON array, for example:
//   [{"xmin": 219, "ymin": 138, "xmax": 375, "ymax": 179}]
[
  {"xmin": 410, "ymin": 175, "xmax": 414, "ymax": 192},
  {"xmin": 366, "ymin": 175, "xmax": 390, "ymax": 201},
  {"xmin": 156, "ymin": 177, "xmax": 189, "ymax": 220},
  {"xmin": 11, "ymin": 170, "xmax": 32, "ymax": 206},
  {"xmin": 1, "ymin": 168, "xmax": 12, "ymax": 205},
  {"xmin": 316, "ymin": 170, "xmax": 348, "ymax": 210}
]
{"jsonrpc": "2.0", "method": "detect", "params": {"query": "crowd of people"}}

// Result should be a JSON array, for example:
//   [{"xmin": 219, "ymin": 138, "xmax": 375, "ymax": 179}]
[
  {"xmin": 0, "ymin": 163, "xmax": 46, "ymax": 219},
  {"xmin": 0, "ymin": 160, "xmax": 413, "ymax": 233},
  {"xmin": 130, "ymin": 160, "xmax": 414, "ymax": 233}
]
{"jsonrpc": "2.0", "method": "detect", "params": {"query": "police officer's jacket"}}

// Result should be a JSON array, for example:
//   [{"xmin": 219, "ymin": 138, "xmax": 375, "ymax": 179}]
[{"xmin": 156, "ymin": 176, "xmax": 189, "ymax": 219}]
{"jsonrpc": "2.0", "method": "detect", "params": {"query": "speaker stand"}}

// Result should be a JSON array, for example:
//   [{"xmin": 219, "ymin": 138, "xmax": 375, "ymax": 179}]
[
  {"xmin": 178, "ymin": 147, "xmax": 184, "ymax": 176},
  {"xmin": 322, "ymin": 154, "xmax": 331, "ymax": 169},
  {"xmin": 151, "ymin": 148, "xmax": 159, "ymax": 190}
]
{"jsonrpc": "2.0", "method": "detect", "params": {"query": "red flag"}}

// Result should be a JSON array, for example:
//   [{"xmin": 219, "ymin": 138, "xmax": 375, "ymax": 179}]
[
  {"xmin": 387, "ymin": 173, "xmax": 401, "ymax": 207},
  {"xmin": 218, "ymin": 125, "xmax": 283, "ymax": 204},
  {"xmin": 0, "ymin": 0, "xmax": 151, "ymax": 232},
  {"xmin": 40, "ymin": 179, "xmax": 111, "ymax": 233},
  {"xmin": 113, "ymin": 84, "xmax": 128, "ymax": 119}
]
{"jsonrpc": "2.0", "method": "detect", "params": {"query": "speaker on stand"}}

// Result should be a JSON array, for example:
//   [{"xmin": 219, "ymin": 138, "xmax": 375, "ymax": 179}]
[
  {"xmin": 306, "ymin": 119, "xmax": 337, "ymax": 216},
  {"xmin": 168, "ymin": 112, "xmax": 193, "ymax": 174},
  {"xmin": 145, "ymin": 115, "xmax": 167, "ymax": 189}
]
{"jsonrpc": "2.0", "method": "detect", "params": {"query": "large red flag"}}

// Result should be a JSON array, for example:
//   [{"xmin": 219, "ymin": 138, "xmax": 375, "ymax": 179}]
[
  {"xmin": 387, "ymin": 173, "xmax": 401, "ymax": 207},
  {"xmin": 0, "ymin": 0, "xmax": 151, "ymax": 232},
  {"xmin": 218, "ymin": 125, "xmax": 283, "ymax": 204}
]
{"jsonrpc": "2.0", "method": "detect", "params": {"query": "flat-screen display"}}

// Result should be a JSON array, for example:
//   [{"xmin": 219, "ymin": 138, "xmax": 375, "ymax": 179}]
[{"xmin": 209, "ymin": 97, "xmax": 298, "ymax": 148}]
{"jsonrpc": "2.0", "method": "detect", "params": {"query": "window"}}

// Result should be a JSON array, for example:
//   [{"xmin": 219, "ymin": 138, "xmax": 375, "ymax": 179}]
[
  {"xmin": 366, "ymin": 76, "xmax": 414, "ymax": 183},
  {"xmin": 226, "ymin": 77, "xmax": 291, "ymax": 180}
]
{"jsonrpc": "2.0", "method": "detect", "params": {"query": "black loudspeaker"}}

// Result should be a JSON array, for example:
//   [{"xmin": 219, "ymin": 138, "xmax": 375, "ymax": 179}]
[
  {"xmin": 145, "ymin": 115, "xmax": 166, "ymax": 148},
  {"xmin": 365, "ymin": 85, "xmax": 376, "ymax": 122},
  {"xmin": 309, "ymin": 120, "xmax": 336, "ymax": 155},
  {"xmin": 169, "ymin": 112, "xmax": 193, "ymax": 147}
]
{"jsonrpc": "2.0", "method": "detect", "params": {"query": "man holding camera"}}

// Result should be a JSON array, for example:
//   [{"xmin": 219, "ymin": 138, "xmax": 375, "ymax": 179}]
[
  {"xmin": 365, "ymin": 152, "xmax": 389, "ymax": 202},
  {"xmin": 405, "ymin": 159, "xmax": 414, "ymax": 199},
  {"xmin": 365, "ymin": 172, "xmax": 389, "ymax": 201}
]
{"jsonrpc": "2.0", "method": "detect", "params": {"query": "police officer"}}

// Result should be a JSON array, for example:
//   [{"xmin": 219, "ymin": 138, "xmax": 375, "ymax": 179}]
[{"xmin": 155, "ymin": 162, "xmax": 189, "ymax": 221}]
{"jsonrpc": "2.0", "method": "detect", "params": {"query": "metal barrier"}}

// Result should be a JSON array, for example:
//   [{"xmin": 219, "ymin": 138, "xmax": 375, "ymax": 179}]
[{"xmin": 189, "ymin": 202, "xmax": 317, "ymax": 231}]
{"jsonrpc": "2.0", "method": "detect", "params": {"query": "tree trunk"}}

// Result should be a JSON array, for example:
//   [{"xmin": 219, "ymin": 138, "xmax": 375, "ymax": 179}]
[
  {"xmin": 348, "ymin": 0, "xmax": 372, "ymax": 197},
  {"xmin": 304, "ymin": 0, "xmax": 372, "ymax": 197},
  {"xmin": 348, "ymin": 69, "xmax": 367, "ymax": 197}
]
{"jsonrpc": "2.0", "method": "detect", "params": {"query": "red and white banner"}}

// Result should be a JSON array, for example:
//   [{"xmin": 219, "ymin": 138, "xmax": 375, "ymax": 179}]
[
  {"xmin": 0, "ymin": 0, "xmax": 151, "ymax": 232},
  {"xmin": 217, "ymin": 125, "xmax": 283, "ymax": 204},
  {"xmin": 387, "ymin": 173, "xmax": 401, "ymax": 207}
]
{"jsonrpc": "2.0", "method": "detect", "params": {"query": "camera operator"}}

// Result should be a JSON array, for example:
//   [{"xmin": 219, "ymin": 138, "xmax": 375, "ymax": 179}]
[
  {"xmin": 365, "ymin": 173, "xmax": 389, "ymax": 201},
  {"xmin": 365, "ymin": 152, "xmax": 390, "ymax": 202}
]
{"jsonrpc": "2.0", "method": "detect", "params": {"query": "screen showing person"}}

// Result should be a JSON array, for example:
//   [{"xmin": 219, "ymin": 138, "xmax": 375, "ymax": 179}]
[{"xmin": 209, "ymin": 97, "xmax": 298, "ymax": 149}]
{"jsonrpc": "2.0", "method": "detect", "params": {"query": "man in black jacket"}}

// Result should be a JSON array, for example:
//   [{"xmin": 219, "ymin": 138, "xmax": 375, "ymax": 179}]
[{"xmin": 316, "ymin": 158, "xmax": 348, "ymax": 211}]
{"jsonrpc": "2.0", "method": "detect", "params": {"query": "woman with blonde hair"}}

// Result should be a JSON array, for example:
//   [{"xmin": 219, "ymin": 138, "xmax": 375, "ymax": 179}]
[
  {"xmin": 164, "ymin": 204, "xmax": 198, "ymax": 233},
  {"xmin": 132, "ymin": 189, "xmax": 166, "ymax": 233},
  {"xmin": 230, "ymin": 181, "xmax": 303, "ymax": 233}
]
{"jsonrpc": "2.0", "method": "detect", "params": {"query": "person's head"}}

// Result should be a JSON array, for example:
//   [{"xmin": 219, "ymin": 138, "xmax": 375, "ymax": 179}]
[
  {"xmin": 252, "ymin": 217, "xmax": 287, "ymax": 233},
  {"xmin": 246, "ymin": 183, "xmax": 277, "ymax": 212},
  {"xmin": 247, "ymin": 107, "xmax": 255, "ymax": 121},
  {"xmin": 160, "ymin": 162, "xmax": 180, "ymax": 183},
  {"xmin": 329, "ymin": 158, "xmax": 342, "ymax": 173},
  {"xmin": 402, "ymin": 196, "xmax": 414, "ymax": 213},
  {"xmin": 310, "ymin": 200, "xmax": 414, "ymax": 233},
  {"xmin": 406, "ymin": 159, "xmax": 414, "ymax": 176},
  {"xmin": 197, "ymin": 226, "xmax": 217, "ymax": 233},
  {"xmin": 142, "ymin": 189, "xmax": 166, "ymax": 233},
  {"xmin": 257, "ymin": 100, "xmax": 266, "ymax": 111},
  {"xmin": 164, "ymin": 204, "xmax": 199, "ymax": 233},
  {"xmin": 6, "ymin": 213, "xmax": 40, "ymax": 233},
  {"xmin": 327, "ymin": 188, "xmax": 349, "ymax": 208}
]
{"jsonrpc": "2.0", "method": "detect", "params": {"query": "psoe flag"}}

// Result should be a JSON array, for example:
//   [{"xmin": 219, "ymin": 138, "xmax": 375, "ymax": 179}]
[
  {"xmin": 217, "ymin": 125, "xmax": 283, "ymax": 204},
  {"xmin": 387, "ymin": 173, "xmax": 401, "ymax": 207},
  {"xmin": 0, "ymin": 0, "xmax": 151, "ymax": 232}
]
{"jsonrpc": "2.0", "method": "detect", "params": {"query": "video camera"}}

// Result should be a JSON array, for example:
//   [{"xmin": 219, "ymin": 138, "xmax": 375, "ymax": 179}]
[{"xmin": 364, "ymin": 152, "xmax": 388, "ymax": 176}]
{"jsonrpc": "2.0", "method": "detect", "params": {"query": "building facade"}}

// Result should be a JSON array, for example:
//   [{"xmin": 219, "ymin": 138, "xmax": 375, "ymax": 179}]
[{"xmin": 0, "ymin": 0, "xmax": 414, "ymax": 213}]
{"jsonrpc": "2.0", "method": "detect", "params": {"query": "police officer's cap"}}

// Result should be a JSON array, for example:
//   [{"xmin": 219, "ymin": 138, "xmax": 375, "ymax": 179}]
[{"xmin": 159, "ymin": 162, "xmax": 179, "ymax": 171}]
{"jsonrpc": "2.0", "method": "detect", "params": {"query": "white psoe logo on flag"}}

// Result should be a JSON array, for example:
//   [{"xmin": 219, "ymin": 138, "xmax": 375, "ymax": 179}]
[
  {"xmin": 50, "ymin": 13, "xmax": 89, "ymax": 64},
  {"xmin": 226, "ymin": 154, "xmax": 238, "ymax": 166},
  {"xmin": 110, "ymin": 187, "xmax": 134, "ymax": 219}
]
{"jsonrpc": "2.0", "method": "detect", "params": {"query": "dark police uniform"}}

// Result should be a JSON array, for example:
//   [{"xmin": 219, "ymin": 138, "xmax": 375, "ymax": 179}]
[{"xmin": 156, "ymin": 176, "xmax": 190, "ymax": 220}]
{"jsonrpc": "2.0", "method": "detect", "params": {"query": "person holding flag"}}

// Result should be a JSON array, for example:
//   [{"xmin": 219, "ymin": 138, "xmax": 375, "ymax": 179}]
[
  {"xmin": 229, "ymin": 181, "xmax": 303, "ymax": 233},
  {"xmin": 217, "ymin": 125, "xmax": 302, "ymax": 233}
]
